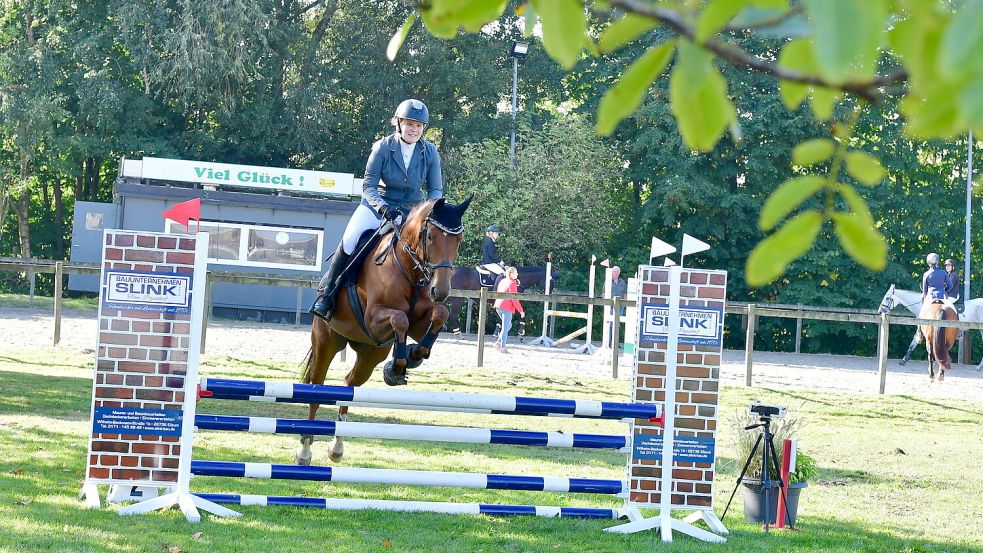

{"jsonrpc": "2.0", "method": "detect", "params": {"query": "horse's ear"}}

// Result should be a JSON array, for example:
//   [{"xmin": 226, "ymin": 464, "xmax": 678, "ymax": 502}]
[
  {"xmin": 457, "ymin": 193, "xmax": 474, "ymax": 213},
  {"xmin": 434, "ymin": 197, "xmax": 446, "ymax": 210}
]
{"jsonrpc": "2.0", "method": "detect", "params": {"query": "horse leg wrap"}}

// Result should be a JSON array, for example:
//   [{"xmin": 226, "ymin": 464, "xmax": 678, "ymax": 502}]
[
  {"xmin": 419, "ymin": 330, "xmax": 440, "ymax": 351},
  {"xmin": 384, "ymin": 343, "xmax": 409, "ymax": 386}
]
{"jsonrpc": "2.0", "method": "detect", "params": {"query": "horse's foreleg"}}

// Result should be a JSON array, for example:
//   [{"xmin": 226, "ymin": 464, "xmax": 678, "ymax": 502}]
[
  {"xmin": 900, "ymin": 328, "xmax": 922, "ymax": 366},
  {"xmin": 370, "ymin": 307, "xmax": 410, "ymax": 386},
  {"xmin": 328, "ymin": 407, "xmax": 348, "ymax": 463},
  {"xmin": 411, "ymin": 303, "xmax": 450, "ymax": 362}
]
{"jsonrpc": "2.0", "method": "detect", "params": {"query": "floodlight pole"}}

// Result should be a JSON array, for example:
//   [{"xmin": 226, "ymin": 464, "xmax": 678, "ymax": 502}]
[{"xmin": 510, "ymin": 56, "xmax": 518, "ymax": 167}]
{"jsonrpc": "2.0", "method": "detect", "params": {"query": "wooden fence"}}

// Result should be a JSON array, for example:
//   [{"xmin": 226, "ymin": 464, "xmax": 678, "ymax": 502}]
[{"xmin": 3, "ymin": 257, "xmax": 982, "ymax": 394}]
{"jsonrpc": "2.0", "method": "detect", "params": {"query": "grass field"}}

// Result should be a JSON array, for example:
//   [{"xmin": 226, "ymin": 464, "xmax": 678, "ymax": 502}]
[{"xmin": 1, "ymin": 346, "xmax": 981, "ymax": 552}]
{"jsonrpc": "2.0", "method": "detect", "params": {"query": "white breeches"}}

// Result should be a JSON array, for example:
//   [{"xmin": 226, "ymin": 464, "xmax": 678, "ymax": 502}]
[{"xmin": 341, "ymin": 204, "xmax": 381, "ymax": 255}]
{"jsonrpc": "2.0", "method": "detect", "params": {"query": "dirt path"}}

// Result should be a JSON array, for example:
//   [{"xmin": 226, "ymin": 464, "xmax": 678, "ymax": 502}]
[{"xmin": 2, "ymin": 307, "xmax": 981, "ymax": 402}]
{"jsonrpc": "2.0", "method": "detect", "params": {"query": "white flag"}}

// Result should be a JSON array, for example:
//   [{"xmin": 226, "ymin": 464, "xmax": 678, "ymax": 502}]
[
  {"xmin": 681, "ymin": 234, "xmax": 710, "ymax": 256},
  {"xmin": 649, "ymin": 236, "xmax": 676, "ymax": 260}
]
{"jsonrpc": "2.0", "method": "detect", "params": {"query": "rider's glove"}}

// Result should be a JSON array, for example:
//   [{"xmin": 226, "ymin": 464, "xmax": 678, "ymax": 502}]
[{"xmin": 379, "ymin": 204, "xmax": 400, "ymax": 222}]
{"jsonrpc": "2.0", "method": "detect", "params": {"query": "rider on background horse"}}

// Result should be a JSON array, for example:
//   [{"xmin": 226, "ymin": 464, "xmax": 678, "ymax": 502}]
[
  {"xmin": 921, "ymin": 253, "xmax": 951, "ymax": 305},
  {"xmin": 944, "ymin": 258, "xmax": 964, "ymax": 313},
  {"xmin": 310, "ymin": 99, "xmax": 444, "ymax": 321},
  {"xmin": 479, "ymin": 224, "xmax": 506, "ymax": 279}
]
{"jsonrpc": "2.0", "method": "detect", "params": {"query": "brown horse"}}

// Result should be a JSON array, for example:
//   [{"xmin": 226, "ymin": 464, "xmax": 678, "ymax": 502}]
[
  {"xmin": 919, "ymin": 300, "xmax": 959, "ymax": 381},
  {"xmin": 296, "ymin": 196, "xmax": 471, "ymax": 465}
]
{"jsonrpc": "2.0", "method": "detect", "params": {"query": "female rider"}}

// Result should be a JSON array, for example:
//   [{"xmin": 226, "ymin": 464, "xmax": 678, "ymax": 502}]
[{"xmin": 310, "ymin": 99, "xmax": 443, "ymax": 321}]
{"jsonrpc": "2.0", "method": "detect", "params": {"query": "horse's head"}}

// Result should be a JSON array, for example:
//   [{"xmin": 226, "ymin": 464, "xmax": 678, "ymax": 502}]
[
  {"xmin": 404, "ymin": 195, "xmax": 473, "ymax": 302},
  {"xmin": 877, "ymin": 284, "xmax": 897, "ymax": 314}
]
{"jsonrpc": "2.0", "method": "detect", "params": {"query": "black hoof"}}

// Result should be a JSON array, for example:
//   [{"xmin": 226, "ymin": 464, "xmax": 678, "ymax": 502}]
[
  {"xmin": 898, "ymin": 359, "xmax": 907, "ymax": 367},
  {"xmin": 405, "ymin": 344, "xmax": 425, "ymax": 370},
  {"xmin": 383, "ymin": 360, "xmax": 408, "ymax": 386}
]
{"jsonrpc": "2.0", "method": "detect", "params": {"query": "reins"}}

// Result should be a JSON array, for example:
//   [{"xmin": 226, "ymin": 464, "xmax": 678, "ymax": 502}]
[{"xmin": 374, "ymin": 207, "xmax": 464, "ymax": 289}]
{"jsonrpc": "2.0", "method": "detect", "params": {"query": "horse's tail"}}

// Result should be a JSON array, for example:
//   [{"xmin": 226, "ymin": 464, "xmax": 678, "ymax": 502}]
[
  {"xmin": 933, "ymin": 309, "xmax": 951, "ymax": 365},
  {"xmin": 299, "ymin": 346, "xmax": 314, "ymax": 384}
]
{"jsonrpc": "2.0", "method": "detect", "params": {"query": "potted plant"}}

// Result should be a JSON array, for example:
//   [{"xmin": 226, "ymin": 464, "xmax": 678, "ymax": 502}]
[{"xmin": 728, "ymin": 410, "xmax": 819, "ymax": 526}]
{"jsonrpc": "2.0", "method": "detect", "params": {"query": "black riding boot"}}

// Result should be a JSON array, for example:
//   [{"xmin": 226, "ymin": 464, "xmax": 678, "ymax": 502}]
[{"xmin": 309, "ymin": 244, "xmax": 352, "ymax": 321}]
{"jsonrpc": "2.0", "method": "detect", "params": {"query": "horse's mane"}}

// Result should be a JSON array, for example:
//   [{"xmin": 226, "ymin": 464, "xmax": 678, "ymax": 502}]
[{"xmin": 401, "ymin": 199, "xmax": 441, "ymax": 249}]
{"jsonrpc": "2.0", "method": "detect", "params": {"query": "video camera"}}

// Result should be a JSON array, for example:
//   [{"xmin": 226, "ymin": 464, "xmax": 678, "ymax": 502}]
[{"xmin": 748, "ymin": 402, "xmax": 786, "ymax": 419}]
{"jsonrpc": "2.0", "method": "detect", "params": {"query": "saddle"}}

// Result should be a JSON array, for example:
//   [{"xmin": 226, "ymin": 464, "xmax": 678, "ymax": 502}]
[
  {"xmin": 336, "ymin": 224, "xmax": 395, "ymax": 290},
  {"xmin": 475, "ymin": 265, "xmax": 499, "ymax": 288}
]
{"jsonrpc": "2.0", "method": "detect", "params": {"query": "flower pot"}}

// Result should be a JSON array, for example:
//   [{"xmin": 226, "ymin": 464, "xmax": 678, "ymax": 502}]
[{"xmin": 741, "ymin": 479, "xmax": 807, "ymax": 526}]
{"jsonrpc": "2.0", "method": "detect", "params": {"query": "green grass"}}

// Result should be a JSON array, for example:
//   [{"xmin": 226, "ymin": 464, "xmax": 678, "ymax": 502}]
[
  {"xmin": 0, "ymin": 293, "xmax": 99, "ymax": 313},
  {"xmin": 1, "ymin": 348, "xmax": 981, "ymax": 552}
]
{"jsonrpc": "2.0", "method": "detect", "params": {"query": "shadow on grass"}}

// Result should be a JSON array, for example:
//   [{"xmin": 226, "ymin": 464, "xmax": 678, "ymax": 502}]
[
  {"xmin": 0, "ymin": 354, "xmax": 88, "ymax": 370},
  {"xmin": 0, "ymin": 369, "xmax": 91, "ymax": 420}
]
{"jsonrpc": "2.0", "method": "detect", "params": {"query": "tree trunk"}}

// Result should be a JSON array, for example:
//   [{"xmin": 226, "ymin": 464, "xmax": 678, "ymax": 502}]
[
  {"xmin": 87, "ymin": 158, "xmax": 100, "ymax": 201},
  {"xmin": 15, "ymin": 192, "xmax": 31, "ymax": 259},
  {"xmin": 53, "ymin": 179, "xmax": 65, "ymax": 258},
  {"xmin": 75, "ymin": 165, "xmax": 84, "ymax": 201}
]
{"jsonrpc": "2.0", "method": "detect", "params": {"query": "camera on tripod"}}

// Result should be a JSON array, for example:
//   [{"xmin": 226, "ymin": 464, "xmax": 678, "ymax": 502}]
[{"xmin": 748, "ymin": 402, "xmax": 786, "ymax": 419}]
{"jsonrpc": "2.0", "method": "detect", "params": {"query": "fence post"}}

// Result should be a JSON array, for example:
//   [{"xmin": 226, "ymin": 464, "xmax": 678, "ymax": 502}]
[
  {"xmin": 744, "ymin": 303, "xmax": 756, "ymax": 387},
  {"xmin": 611, "ymin": 297, "xmax": 621, "ymax": 378},
  {"xmin": 200, "ymin": 276, "xmax": 213, "ymax": 354},
  {"xmin": 476, "ymin": 288, "xmax": 487, "ymax": 368},
  {"xmin": 877, "ymin": 313, "xmax": 890, "ymax": 394},
  {"xmin": 794, "ymin": 306, "xmax": 803, "ymax": 354},
  {"xmin": 466, "ymin": 298, "xmax": 473, "ymax": 334},
  {"xmin": 28, "ymin": 261, "xmax": 36, "ymax": 308},
  {"xmin": 53, "ymin": 261, "xmax": 64, "ymax": 346},
  {"xmin": 295, "ymin": 287, "xmax": 303, "ymax": 325}
]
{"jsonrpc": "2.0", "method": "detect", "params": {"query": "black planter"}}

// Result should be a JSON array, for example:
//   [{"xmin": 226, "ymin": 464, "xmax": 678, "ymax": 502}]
[{"xmin": 742, "ymin": 479, "xmax": 807, "ymax": 526}]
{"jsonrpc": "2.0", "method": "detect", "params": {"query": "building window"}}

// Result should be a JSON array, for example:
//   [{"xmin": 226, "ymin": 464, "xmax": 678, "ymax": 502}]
[{"xmin": 166, "ymin": 220, "xmax": 322, "ymax": 271}]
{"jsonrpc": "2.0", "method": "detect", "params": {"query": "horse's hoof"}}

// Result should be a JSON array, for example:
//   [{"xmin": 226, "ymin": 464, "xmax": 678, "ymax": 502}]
[
  {"xmin": 329, "ymin": 450, "xmax": 344, "ymax": 463},
  {"xmin": 295, "ymin": 453, "xmax": 312, "ymax": 466},
  {"xmin": 383, "ymin": 360, "xmax": 408, "ymax": 386},
  {"xmin": 898, "ymin": 359, "xmax": 907, "ymax": 367},
  {"xmin": 938, "ymin": 373, "xmax": 945, "ymax": 382}
]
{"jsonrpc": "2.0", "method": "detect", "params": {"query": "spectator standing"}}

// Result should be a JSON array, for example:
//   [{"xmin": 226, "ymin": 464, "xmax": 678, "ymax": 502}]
[{"xmin": 493, "ymin": 266, "xmax": 525, "ymax": 353}]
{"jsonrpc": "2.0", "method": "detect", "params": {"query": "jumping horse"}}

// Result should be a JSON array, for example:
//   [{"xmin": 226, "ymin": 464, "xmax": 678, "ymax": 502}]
[
  {"xmin": 918, "ymin": 300, "xmax": 959, "ymax": 381},
  {"xmin": 296, "ymin": 197, "xmax": 472, "ymax": 465}
]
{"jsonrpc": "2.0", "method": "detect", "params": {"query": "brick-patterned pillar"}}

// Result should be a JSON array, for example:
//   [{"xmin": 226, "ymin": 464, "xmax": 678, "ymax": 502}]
[
  {"xmin": 627, "ymin": 266, "xmax": 727, "ymax": 513},
  {"xmin": 82, "ymin": 230, "xmax": 208, "ymax": 506}
]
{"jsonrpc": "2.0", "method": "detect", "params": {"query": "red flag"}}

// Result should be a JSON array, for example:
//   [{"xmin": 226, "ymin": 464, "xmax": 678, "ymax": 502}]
[{"xmin": 162, "ymin": 198, "xmax": 201, "ymax": 228}]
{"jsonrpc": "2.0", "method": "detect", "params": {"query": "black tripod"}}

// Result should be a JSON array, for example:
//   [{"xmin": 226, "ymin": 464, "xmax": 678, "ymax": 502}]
[{"xmin": 722, "ymin": 415, "xmax": 795, "ymax": 531}]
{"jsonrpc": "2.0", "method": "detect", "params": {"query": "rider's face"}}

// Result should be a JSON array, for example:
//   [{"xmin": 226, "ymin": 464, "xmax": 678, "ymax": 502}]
[
  {"xmin": 399, "ymin": 119, "xmax": 425, "ymax": 143},
  {"xmin": 489, "ymin": 232, "xmax": 500, "ymax": 241}
]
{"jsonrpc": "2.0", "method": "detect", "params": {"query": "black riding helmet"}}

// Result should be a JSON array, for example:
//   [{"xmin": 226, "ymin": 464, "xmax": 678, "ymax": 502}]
[
  {"xmin": 487, "ymin": 224, "xmax": 501, "ymax": 233},
  {"xmin": 394, "ymin": 99, "xmax": 429, "ymax": 125}
]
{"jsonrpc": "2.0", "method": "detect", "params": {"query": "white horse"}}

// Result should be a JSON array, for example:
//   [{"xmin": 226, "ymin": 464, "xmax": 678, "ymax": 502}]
[{"xmin": 877, "ymin": 284, "xmax": 983, "ymax": 370}]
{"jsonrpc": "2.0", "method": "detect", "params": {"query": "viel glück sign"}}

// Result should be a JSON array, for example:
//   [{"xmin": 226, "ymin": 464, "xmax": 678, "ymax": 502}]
[{"xmin": 639, "ymin": 304, "xmax": 723, "ymax": 347}]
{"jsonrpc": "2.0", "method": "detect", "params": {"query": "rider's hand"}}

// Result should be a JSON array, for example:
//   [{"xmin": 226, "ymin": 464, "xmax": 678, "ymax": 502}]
[{"xmin": 379, "ymin": 204, "xmax": 399, "ymax": 222}]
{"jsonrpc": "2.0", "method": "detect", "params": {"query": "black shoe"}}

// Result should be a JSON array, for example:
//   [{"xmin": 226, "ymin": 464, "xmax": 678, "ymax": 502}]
[
  {"xmin": 309, "ymin": 245, "xmax": 352, "ymax": 321},
  {"xmin": 310, "ymin": 293, "xmax": 334, "ymax": 321}
]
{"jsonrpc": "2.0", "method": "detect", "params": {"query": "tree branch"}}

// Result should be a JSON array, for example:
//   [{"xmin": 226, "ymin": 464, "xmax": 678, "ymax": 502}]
[
  {"xmin": 607, "ymin": 0, "xmax": 908, "ymax": 102},
  {"xmin": 725, "ymin": 4, "xmax": 802, "ymax": 32}
]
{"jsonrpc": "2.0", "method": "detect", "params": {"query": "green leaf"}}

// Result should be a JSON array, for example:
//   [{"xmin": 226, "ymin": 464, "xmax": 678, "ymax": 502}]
[
  {"xmin": 696, "ymin": 0, "xmax": 749, "ymax": 42},
  {"xmin": 749, "ymin": 0, "xmax": 788, "ymax": 8},
  {"xmin": 802, "ymin": 0, "xmax": 888, "ymax": 83},
  {"xmin": 835, "ymin": 182, "xmax": 873, "ymax": 225},
  {"xmin": 777, "ymin": 39, "xmax": 815, "ymax": 110},
  {"xmin": 758, "ymin": 175, "xmax": 825, "ymax": 231},
  {"xmin": 420, "ymin": 9, "xmax": 458, "ymax": 38},
  {"xmin": 386, "ymin": 12, "xmax": 417, "ymax": 62},
  {"xmin": 583, "ymin": 35, "xmax": 600, "ymax": 58},
  {"xmin": 844, "ymin": 151, "xmax": 885, "ymax": 186},
  {"xmin": 832, "ymin": 212, "xmax": 887, "ymax": 271},
  {"xmin": 531, "ymin": 0, "xmax": 586, "ymax": 69},
  {"xmin": 596, "ymin": 41, "xmax": 676, "ymax": 136},
  {"xmin": 523, "ymin": 2, "xmax": 537, "ymax": 37},
  {"xmin": 792, "ymin": 139, "xmax": 835, "ymax": 166},
  {"xmin": 746, "ymin": 210, "xmax": 824, "ymax": 287},
  {"xmin": 810, "ymin": 87, "xmax": 840, "ymax": 121},
  {"xmin": 422, "ymin": 0, "xmax": 509, "ymax": 34},
  {"xmin": 669, "ymin": 40, "xmax": 736, "ymax": 151},
  {"xmin": 598, "ymin": 13, "xmax": 657, "ymax": 54},
  {"xmin": 939, "ymin": 0, "xmax": 983, "ymax": 78}
]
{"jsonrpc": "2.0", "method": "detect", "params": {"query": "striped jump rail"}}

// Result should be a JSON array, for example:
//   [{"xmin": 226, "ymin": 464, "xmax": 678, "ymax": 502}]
[
  {"xmin": 194, "ymin": 414, "xmax": 628, "ymax": 450},
  {"xmin": 195, "ymin": 494, "xmax": 624, "ymax": 519},
  {"xmin": 199, "ymin": 378, "xmax": 663, "ymax": 422},
  {"xmin": 191, "ymin": 461, "xmax": 626, "ymax": 495}
]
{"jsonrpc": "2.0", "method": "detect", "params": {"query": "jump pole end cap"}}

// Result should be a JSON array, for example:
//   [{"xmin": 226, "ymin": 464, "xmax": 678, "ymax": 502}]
[
  {"xmin": 649, "ymin": 414, "xmax": 664, "ymax": 427},
  {"xmin": 196, "ymin": 384, "xmax": 213, "ymax": 401}
]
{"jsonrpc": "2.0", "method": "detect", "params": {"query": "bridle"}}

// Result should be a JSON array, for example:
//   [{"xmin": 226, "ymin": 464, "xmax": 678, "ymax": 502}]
[{"xmin": 377, "ymin": 208, "xmax": 463, "ymax": 289}]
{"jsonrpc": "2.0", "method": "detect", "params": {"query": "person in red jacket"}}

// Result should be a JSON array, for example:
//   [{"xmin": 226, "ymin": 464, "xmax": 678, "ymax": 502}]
[{"xmin": 493, "ymin": 266, "xmax": 525, "ymax": 353}]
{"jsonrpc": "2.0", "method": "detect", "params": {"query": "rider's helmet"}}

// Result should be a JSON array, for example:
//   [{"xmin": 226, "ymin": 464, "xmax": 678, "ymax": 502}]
[
  {"xmin": 487, "ymin": 224, "xmax": 501, "ymax": 233},
  {"xmin": 926, "ymin": 253, "xmax": 940, "ymax": 266},
  {"xmin": 393, "ymin": 99, "xmax": 429, "ymax": 125},
  {"xmin": 944, "ymin": 258, "xmax": 956, "ymax": 268}
]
